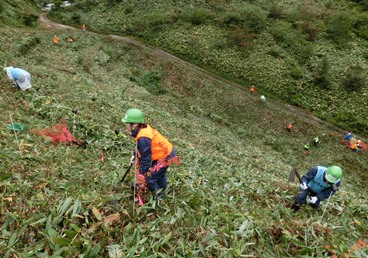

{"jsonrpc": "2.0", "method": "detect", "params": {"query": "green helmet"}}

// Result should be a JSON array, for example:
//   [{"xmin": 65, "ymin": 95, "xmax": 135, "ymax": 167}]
[
  {"xmin": 2, "ymin": 67, "xmax": 7, "ymax": 73},
  {"xmin": 121, "ymin": 108, "xmax": 144, "ymax": 123},
  {"xmin": 325, "ymin": 166, "xmax": 342, "ymax": 183}
]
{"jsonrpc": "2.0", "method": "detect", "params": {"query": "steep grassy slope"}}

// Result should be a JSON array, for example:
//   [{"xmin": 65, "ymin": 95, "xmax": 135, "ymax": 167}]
[
  {"xmin": 0, "ymin": 0, "xmax": 39, "ymax": 27},
  {"xmin": 51, "ymin": 0, "xmax": 368, "ymax": 137},
  {"xmin": 0, "ymin": 22, "xmax": 367, "ymax": 257}
]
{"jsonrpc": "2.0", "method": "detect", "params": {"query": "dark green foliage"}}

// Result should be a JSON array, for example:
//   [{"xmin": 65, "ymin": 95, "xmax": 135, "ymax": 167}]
[
  {"xmin": 23, "ymin": 13, "xmax": 38, "ymax": 26},
  {"xmin": 353, "ymin": 13, "xmax": 368, "ymax": 40},
  {"xmin": 0, "ymin": 2, "xmax": 4, "ymax": 14},
  {"xmin": 71, "ymin": 13, "xmax": 81, "ymax": 24},
  {"xmin": 267, "ymin": 47, "xmax": 282, "ymax": 58},
  {"xmin": 314, "ymin": 57, "xmax": 331, "ymax": 90},
  {"xmin": 146, "ymin": 9, "xmax": 179, "ymax": 29},
  {"xmin": 288, "ymin": 65, "xmax": 303, "ymax": 80},
  {"xmin": 181, "ymin": 7, "xmax": 212, "ymax": 25},
  {"xmin": 325, "ymin": 12, "xmax": 353, "ymax": 45},
  {"xmin": 267, "ymin": 2, "xmax": 286, "ymax": 19},
  {"xmin": 138, "ymin": 70, "xmax": 165, "ymax": 95},
  {"xmin": 220, "ymin": 3, "xmax": 267, "ymax": 33},
  {"xmin": 297, "ymin": 21, "xmax": 321, "ymax": 41},
  {"xmin": 271, "ymin": 21, "xmax": 308, "ymax": 50},
  {"xmin": 343, "ymin": 65, "xmax": 366, "ymax": 92},
  {"xmin": 18, "ymin": 36, "xmax": 41, "ymax": 56},
  {"xmin": 350, "ymin": 0, "xmax": 368, "ymax": 11},
  {"xmin": 226, "ymin": 27, "xmax": 256, "ymax": 49}
]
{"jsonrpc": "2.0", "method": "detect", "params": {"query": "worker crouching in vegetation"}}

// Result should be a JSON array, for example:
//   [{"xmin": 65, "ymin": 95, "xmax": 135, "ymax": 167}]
[
  {"xmin": 292, "ymin": 166, "xmax": 342, "ymax": 212},
  {"xmin": 122, "ymin": 108, "xmax": 176, "ymax": 200},
  {"xmin": 3, "ymin": 66, "xmax": 32, "ymax": 91}
]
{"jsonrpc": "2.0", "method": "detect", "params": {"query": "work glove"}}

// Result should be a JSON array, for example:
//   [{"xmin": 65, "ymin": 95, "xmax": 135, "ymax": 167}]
[
  {"xmin": 300, "ymin": 182, "xmax": 308, "ymax": 190},
  {"xmin": 129, "ymin": 155, "xmax": 135, "ymax": 165},
  {"xmin": 310, "ymin": 196, "xmax": 318, "ymax": 204}
]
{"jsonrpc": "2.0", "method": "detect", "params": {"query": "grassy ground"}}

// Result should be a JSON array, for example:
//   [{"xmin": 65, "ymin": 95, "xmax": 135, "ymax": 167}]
[
  {"xmin": 51, "ymin": 0, "xmax": 368, "ymax": 137},
  {"xmin": 0, "ymin": 23, "xmax": 367, "ymax": 257}
]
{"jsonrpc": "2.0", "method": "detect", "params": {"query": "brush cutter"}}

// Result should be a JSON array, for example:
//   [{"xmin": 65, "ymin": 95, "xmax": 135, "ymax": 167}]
[{"xmin": 288, "ymin": 167, "xmax": 302, "ymax": 184}]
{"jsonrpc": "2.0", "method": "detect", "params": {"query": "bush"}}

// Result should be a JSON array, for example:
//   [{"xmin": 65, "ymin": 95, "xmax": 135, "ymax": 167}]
[
  {"xmin": 181, "ymin": 7, "xmax": 212, "ymax": 25},
  {"xmin": 18, "ymin": 36, "xmax": 41, "ymax": 56},
  {"xmin": 271, "ymin": 21, "xmax": 308, "ymax": 50},
  {"xmin": 0, "ymin": 2, "xmax": 4, "ymax": 14},
  {"xmin": 226, "ymin": 27, "xmax": 256, "ymax": 49},
  {"xmin": 314, "ymin": 57, "xmax": 331, "ymax": 89},
  {"xmin": 326, "ymin": 12, "xmax": 353, "ymax": 45},
  {"xmin": 220, "ymin": 3, "xmax": 267, "ymax": 33},
  {"xmin": 343, "ymin": 65, "xmax": 367, "ymax": 92},
  {"xmin": 146, "ymin": 10, "xmax": 179, "ymax": 29},
  {"xmin": 23, "ymin": 14, "xmax": 38, "ymax": 26},
  {"xmin": 267, "ymin": 3, "xmax": 286, "ymax": 19},
  {"xmin": 297, "ymin": 21, "xmax": 321, "ymax": 41},
  {"xmin": 71, "ymin": 13, "xmax": 81, "ymax": 24},
  {"xmin": 138, "ymin": 70, "xmax": 165, "ymax": 95},
  {"xmin": 353, "ymin": 13, "xmax": 368, "ymax": 40}
]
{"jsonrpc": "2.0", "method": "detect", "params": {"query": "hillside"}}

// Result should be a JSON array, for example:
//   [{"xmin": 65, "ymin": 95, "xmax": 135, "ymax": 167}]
[
  {"xmin": 51, "ymin": 0, "xmax": 368, "ymax": 138},
  {"xmin": 0, "ymin": 2, "xmax": 367, "ymax": 258}
]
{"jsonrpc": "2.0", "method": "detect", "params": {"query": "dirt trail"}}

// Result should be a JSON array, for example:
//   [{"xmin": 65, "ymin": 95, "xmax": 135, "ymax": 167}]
[{"xmin": 38, "ymin": 13, "xmax": 344, "ymax": 134}]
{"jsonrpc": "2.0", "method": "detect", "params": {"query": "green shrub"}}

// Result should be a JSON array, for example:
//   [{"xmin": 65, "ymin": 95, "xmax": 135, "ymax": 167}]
[
  {"xmin": 138, "ymin": 70, "xmax": 165, "ymax": 95},
  {"xmin": 226, "ymin": 27, "xmax": 256, "ymax": 49},
  {"xmin": 267, "ymin": 3, "xmax": 286, "ymax": 19},
  {"xmin": 297, "ymin": 21, "xmax": 321, "ymax": 41},
  {"xmin": 146, "ymin": 10, "xmax": 179, "ymax": 29},
  {"xmin": 71, "ymin": 13, "xmax": 81, "ymax": 24},
  {"xmin": 0, "ymin": 2, "xmax": 4, "ymax": 14},
  {"xmin": 288, "ymin": 65, "xmax": 303, "ymax": 79},
  {"xmin": 343, "ymin": 64, "xmax": 367, "ymax": 92},
  {"xmin": 18, "ymin": 36, "xmax": 41, "ymax": 56},
  {"xmin": 181, "ymin": 7, "xmax": 212, "ymax": 25},
  {"xmin": 271, "ymin": 21, "xmax": 308, "ymax": 50},
  {"xmin": 326, "ymin": 12, "xmax": 353, "ymax": 45},
  {"xmin": 221, "ymin": 3, "xmax": 267, "ymax": 33},
  {"xmin": 266, "ymin": 47, "xmax": 283, "ymax": 58},
  {"xmin": 314, "ymin": 57, "xmax": 331, "ymax": 90},
  {"xmin": 23, "ymin": 14, "xmax": 38, "ymax": 26},
  {"xmin": 353, "ymin": 13, "xmax": 368, "ymax": 40}
]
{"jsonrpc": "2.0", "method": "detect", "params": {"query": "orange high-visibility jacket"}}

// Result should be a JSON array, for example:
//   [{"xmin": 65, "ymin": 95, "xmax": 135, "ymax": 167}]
[
  {"xmin": 53, "ymin": 36, "xmax": 59, "ymax": 44},
  {"xmin": 250, "ymin": 86, "xmax": 254, "ymax": 92},
  {"xmin": 81, "ymin": 24, "xmax": 86, "ymax": 30},
  {"xmin": 135, "ymin": 125, "xmax": 173, "ymax": 160},
  {"xmin": 287, "ymin": 124, "xmax": 293, "ymax": 129}
]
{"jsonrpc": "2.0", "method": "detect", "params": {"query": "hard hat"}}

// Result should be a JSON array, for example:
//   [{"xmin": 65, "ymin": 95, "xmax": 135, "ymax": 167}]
[
  {"xmin": 2, "ymin": 67, "xmax": 6, "ymax": 73},
  {"xmin": 260, "ymin": 95, "xmax": 266, "ymax": 101},
  {"xmin": 325, "ymin": 166, "xmax": 342, "ymax": 183},
  {"xmin": 121, "ymin": 108, "xmax": 144, "ymax": 123}
]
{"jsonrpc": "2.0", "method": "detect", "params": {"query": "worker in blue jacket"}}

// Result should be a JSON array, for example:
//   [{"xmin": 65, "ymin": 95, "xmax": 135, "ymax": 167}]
[
  {"xmin": 292, "ymin": 166, "xmax": 342, "ymax": 212},
  {"xmin": 3, "ymin": 66, "xmax": 32, "ymax": 91}
]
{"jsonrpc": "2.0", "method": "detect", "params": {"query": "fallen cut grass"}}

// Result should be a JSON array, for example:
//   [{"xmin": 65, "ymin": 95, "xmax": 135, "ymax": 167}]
[{"xmin": 0, "ymin": 25, "xmax": 367, "ymax": 257}]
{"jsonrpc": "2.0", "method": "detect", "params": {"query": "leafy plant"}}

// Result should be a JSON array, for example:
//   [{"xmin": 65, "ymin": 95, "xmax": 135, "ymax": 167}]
[
  {"xmin": 138, "ymin": 70, "xmax": 166, "ymax": 95},
  {"xmin": 343, "ymin": 64, "xmax": 367, "ymax": 92}
]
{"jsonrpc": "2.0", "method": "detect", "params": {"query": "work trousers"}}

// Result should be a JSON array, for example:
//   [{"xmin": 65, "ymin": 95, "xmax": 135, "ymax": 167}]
[{"xmin": 295, "ymin": 189, "xmax": 320, "ymax": 208}]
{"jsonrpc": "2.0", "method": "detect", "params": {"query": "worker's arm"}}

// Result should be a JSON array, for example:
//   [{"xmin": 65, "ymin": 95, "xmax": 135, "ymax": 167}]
[
  {"xmin": 137, "ymin": 137, "xmax": 152, "ymax": 175},
  {"xmin": 317, "ymin": 181, "xmax": 340, "ymax": 201},
  {"xmin": 301, "ymin": 166, "xmax": 318, "ymax": 184}
]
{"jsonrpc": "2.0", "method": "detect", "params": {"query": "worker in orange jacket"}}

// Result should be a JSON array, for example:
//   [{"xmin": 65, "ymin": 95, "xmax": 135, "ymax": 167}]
[
  {"xmin": 81, "ymin": 24, "xmax": 86, "ymax": 31},
  {"xmin": 53, "ymin": 36, "xmax": 59, "ymax": 44},
  {"xmin": 250, "ymin": 86, "xmax": 255, "ymax": 95},
  {"xmin": 287, "ymin": 123, "xmax": 293, "ymax": 132},
  {"xmin": 122, "ymin": 109, "xmax": 176, "ymax": 199}
]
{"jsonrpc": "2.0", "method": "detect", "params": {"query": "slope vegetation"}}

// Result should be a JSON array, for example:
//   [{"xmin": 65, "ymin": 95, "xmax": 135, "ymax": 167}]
[
  {"xmin": 52, "ymin": 0, "xmax": 368, "ymax": 137},
  {"xmin": 0, "ymin": 6, "xmax": 367, "ymax": 258}
]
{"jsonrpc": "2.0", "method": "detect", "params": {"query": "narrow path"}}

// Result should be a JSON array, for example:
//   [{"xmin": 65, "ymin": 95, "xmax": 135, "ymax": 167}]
[{"xmin": 38, "ymin": 13, "xmax": 343, "ymax": 133}]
